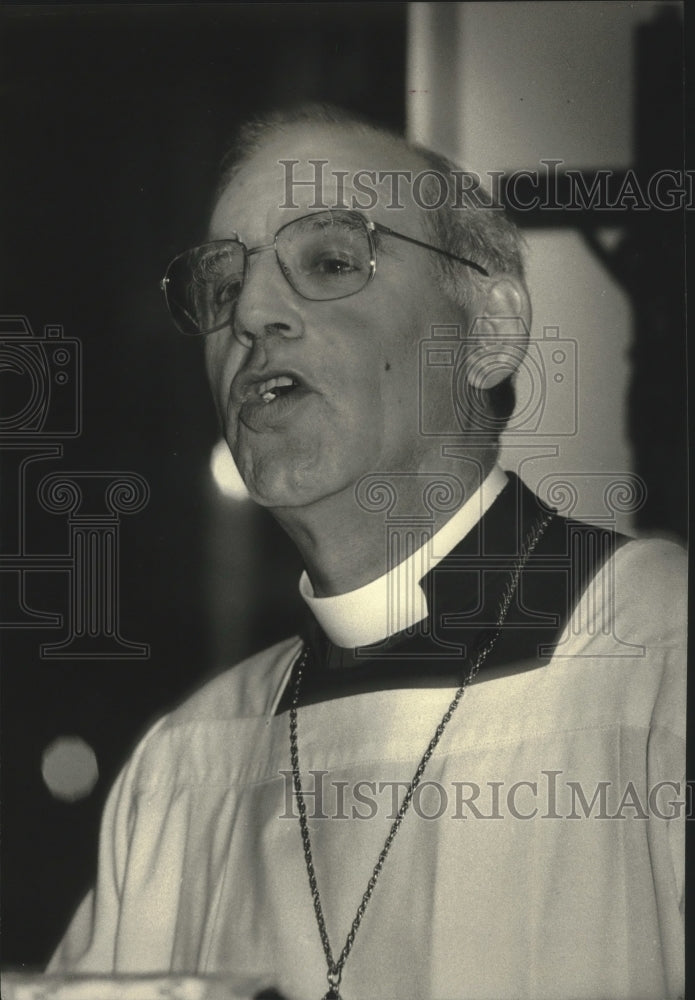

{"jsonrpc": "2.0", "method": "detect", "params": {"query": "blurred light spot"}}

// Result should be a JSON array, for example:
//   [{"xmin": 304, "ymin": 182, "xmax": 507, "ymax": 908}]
[
  {"xmin": 42, "ymin": 736, "xmax": 99, "ymax": 802},
  {"xmin": 593, "ymin": 227, "xmax": 623, "ymax": 253},
  {"xmin": 210, "ymin": 439, "xmax": 250, "ymax": 501}
]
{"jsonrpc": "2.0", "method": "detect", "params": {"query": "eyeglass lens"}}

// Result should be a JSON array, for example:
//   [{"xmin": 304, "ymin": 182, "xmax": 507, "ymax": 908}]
[{"xmin": 164, "ymin": 212, "xmax": 373, "ymax": 336}]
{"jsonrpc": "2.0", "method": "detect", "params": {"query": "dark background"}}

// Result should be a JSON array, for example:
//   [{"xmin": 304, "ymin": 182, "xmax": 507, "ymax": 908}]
[
  {"xmin": 0, "ymin": 0, "xmax": 688, "ymax": 972},
  {"xmin": 0, "ymin": 2, "xmax": 407, "ymax": 967}
]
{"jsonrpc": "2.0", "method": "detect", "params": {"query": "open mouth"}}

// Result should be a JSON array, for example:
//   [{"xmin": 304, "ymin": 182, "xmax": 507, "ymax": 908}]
[
  {"xmin": 257, "ymin": 374, "xmax": 301, "ymax": 404},
  {"xmin": 236, "ymin": 370, "xmax": 310, "ymax": 431}
]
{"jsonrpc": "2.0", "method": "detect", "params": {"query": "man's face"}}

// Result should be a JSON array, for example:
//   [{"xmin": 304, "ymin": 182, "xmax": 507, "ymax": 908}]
[{"xmin": 204, "ymin": 125, "xmax": 467, "ymax": 510}]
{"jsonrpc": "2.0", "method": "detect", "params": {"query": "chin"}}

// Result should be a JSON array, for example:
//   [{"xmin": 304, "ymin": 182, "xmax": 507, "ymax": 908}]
[
  {"xmin": 237, "ymin": 457, "xmax": 325, "ymax": 510},
  {"xmin": 242, "ymin": 454, "xmax": 359, "ymax": 513}
]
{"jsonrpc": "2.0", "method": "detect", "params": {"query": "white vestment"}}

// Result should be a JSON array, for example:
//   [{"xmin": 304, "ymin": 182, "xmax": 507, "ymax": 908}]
[{"xmin": 49, "ymin": 536, "xmax": 686, "ymax": 1000}]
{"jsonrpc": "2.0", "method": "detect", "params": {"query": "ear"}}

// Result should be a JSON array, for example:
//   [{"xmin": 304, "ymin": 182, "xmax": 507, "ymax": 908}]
[{"xmin": 463, "ymin": 277, "xmax": 531, "ymax": 390}]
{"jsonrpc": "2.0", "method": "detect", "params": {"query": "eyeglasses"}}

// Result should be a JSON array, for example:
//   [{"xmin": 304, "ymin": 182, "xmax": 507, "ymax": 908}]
[{"xmin": 160, "ymin": 209, "xmax": 489, "ymax": 337}]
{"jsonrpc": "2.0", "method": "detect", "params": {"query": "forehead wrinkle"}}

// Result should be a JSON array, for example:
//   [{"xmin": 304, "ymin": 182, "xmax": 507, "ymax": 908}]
[
  {"xmin": 212, "ymin": 125, "xmax": 435, "ymax": 246},
  {"xmin": 208, "ymin": 194, "xmax": 280, "ymax": 246},
  {"xmin": 211, "ymin": 181, "xmax": 429, "ymax": 251}
]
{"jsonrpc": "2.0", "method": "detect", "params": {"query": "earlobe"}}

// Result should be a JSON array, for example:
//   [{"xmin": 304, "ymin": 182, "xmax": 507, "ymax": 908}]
[{"xmin": 463, "ymin": 277, "xmax": 531, "ymax": 390}]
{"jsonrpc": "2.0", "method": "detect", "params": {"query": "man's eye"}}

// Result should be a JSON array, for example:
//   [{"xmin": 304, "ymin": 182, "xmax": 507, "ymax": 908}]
[
  {"xmin": 214, "ymin": 277, "xmax": 242, "ymax": 305},
  {"xmin": 311, "ymin": 254, "xmax": 360, "ymax": 276}
]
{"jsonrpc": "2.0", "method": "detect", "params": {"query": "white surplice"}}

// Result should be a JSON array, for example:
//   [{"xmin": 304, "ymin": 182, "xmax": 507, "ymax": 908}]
[{"xmin": 49, "ymin": 534, "xmax": 686, "ymax": 1000}]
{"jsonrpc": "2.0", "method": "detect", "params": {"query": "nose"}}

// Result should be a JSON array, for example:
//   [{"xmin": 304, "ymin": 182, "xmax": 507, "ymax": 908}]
[{"xmin": 233, "ymin": 248, "xmax": 304, "ymax": 350}]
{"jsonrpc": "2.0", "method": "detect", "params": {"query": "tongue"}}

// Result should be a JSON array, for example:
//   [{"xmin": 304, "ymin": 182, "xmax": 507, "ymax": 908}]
[{"xmin": 273, "ymin": 382, "xmax": 296, "ymax": 397}]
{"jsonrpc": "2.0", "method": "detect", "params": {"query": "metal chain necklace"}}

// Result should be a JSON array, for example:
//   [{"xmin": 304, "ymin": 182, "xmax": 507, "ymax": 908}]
[{"xmin": 289, "ymin": 511, "xmax": 554, "ymax": 1000}]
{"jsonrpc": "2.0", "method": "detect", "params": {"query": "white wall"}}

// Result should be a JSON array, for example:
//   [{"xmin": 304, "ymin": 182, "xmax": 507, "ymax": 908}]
[{"xmin": 406, "ymin": 1, "xmax": 672, "ymax": 532}]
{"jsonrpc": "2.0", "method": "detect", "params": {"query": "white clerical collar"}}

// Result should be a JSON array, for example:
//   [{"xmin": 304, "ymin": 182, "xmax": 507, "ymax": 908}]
[{"xmin": 299, "ymin": 464, "xmax": 508, "ymax": 648}]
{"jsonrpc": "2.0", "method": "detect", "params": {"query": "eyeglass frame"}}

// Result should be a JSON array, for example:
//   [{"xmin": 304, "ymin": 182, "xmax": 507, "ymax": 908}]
[{"xmin": 160, "ymin": 209, "xmax": 490, "ymax": 337}]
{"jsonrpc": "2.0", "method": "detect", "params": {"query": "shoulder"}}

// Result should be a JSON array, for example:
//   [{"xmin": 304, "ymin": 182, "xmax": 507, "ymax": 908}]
[
  {"xmin": 162, "ymin": 634, "xmax": 302, "ymax": 727},
  {"xmin": 606, "ymin": 536, "xmax": 686, "ymax": 633},
  {"xmin": 610, "ymin": 534, "xmax": 686, "ymax": 577},
  {"xmin": 556, "ymin": 534, "xmax": 686, "ymax": 739},
  {"xmin": 119, "ymin": 636, "xmax": 302, "ymax": 791},
  {"xmin": 563, "ymin": 532, "xmax": 687, "ymax": 650}
]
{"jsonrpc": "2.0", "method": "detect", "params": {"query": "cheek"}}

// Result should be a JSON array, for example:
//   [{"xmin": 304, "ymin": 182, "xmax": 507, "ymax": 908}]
[
  {"xmin": 383, "ymin": 337, "xmax": 421, "ymax": 396},
  {"xmin": 204, "ymin": 335, "xmax": 244, "ymax": 414},
  {"xmin": 203, "ymin": 338, "xmax": 224, "ymax": 399}
]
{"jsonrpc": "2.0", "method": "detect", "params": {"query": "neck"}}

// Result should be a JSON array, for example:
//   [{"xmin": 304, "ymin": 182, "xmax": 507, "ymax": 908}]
[{"xmin": 271, "ymin": 450, "xmax": 498, "ymax": 597}]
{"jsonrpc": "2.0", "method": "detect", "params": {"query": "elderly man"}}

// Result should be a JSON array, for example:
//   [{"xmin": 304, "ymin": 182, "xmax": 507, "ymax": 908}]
[{"xmin": 50, "ymin": 106, "xmax": 685, "ymax": 1000}]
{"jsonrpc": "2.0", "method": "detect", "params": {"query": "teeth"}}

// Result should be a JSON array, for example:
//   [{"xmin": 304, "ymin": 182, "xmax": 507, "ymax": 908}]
[
  {"xmin": 257, "ymin": 375, "xmax": 297, "ymax": 403},
  {"xmin": 258, "ymin": 375, "xmax": 295, "ymax": 395}
]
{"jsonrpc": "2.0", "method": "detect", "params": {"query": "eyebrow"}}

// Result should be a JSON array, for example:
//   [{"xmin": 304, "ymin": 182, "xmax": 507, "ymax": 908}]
[
  {"xmin": 370, "ymin": 226, "xmax": 407, "ymax": 262},
  {"xmin": 282, "ymin": 210, "xmax": 368, "ymax": 236}
]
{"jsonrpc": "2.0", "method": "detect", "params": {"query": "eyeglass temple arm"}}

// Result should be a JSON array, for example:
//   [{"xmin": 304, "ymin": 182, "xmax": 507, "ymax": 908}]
[{"xmin": 372, "ymin": 222, "xmax": 489, "ymax": 277}]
